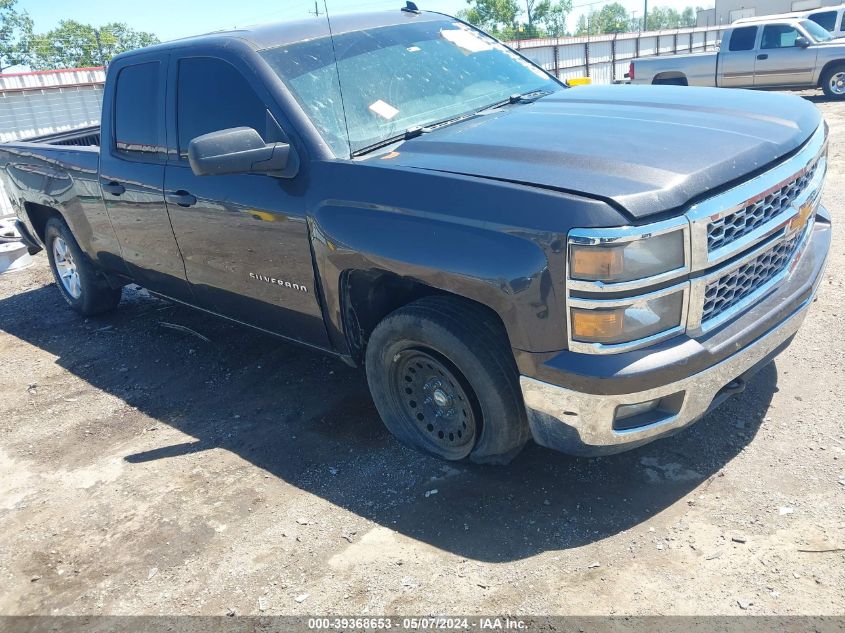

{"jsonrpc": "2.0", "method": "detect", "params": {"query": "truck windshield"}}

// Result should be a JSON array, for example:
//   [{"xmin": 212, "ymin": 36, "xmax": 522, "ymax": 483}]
[
  {"xmin": 800, "ymin": 19, "xmax": 834, "ymax": 42},
  {"xmin": 259, "ymin": 18, "xmax": 560, "ymax": 156}
]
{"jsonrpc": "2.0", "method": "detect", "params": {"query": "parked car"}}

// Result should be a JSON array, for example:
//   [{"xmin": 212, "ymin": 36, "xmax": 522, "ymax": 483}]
[
  {"xmin": 629, "ymin": 16, "xmax": 845, "ymax": 98},
  {"xmin": 734, "ymin": 4, "xmax": 845, "ymax": 39},
  {"xmin": 0, "ymin": 9, "xmax": 832, "ymax": 463}
]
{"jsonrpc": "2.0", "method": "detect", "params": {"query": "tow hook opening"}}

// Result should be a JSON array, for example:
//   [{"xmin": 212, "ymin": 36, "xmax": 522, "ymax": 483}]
[{"xmin": 719, "ymin": 377, "xmax": 747, "ymax": 397}]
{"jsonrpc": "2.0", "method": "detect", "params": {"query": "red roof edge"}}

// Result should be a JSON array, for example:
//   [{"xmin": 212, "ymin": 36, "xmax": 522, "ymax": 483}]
[{"xmin": 0, "ymin": 66, "xmax": 105, "ymax": 78}]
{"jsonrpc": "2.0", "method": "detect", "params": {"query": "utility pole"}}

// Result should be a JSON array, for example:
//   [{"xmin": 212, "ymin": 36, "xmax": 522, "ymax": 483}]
[
  {"xmin": 643, "ymin": 0, "xmax": 648, "ymax": 31},
  {"xmin": 309, "ymin": 1, "xmax": 321, "ymax": 16}
]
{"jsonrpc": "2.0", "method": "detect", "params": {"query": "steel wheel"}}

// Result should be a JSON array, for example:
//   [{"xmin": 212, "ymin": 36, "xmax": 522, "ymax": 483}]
[
  {"xmin": 829, "ymin": 71, "xmax": 845, "ymax": 96},
  {"xmin": 52, "ymin": 236, "xmax": 82, "ymax": 299},
  {"xmin": 389, "ymin": 348, "xmax": 477, "ymax": 459}
]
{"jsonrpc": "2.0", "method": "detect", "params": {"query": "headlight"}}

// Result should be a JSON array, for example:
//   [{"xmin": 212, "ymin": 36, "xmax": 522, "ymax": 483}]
[
  {"xmin": 566, "ymin": 219, "xmax": 690, "ymax": 353},
  {"xmin": 569, "ymin": 229, "xmax": 686, "ymax": 283},
  {"xmin": 570, "ymin": 286, "xmax": 687, "ymax": 345}
]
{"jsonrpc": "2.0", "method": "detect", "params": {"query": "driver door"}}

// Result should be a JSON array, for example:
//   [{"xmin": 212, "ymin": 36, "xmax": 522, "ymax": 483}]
[
  {"xmin": 754, "ymin": 23, "xmax": 817, "ymax": 87},
  {"xmin": 163, "ymin": 54, "xmax": 329, "ymax": 347}
]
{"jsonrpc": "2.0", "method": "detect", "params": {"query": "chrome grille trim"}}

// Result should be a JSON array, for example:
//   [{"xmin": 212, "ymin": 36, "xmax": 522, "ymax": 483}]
[
  {"xmin": 687, "ymin": 125, "xmax": 827, "ymax": 271},
  {"xmin": 565, "ymin": 125, "xmax": 827, "ymax": 354},
  {"xmin": 706, "ymin": 157, "xmax": 819, "ymax": 253},
  {"xmin": 686, "ymin": 218, "xmax": 814, "ymax": 335},
  {"xmin": 703, "ymin": 231, "xmax": 802, "ymax": 323}
]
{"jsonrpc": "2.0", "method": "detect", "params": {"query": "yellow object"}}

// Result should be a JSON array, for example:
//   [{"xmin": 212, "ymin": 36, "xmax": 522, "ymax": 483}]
[
  {"xmin": 571, "ymin": 246, "xmax": 624, "ymax": 279},
  {"xmin": 789, "ymin": 198, "xmax": 815, "ymax": 234},
  {"xmin": 571, "ymin": 308, "xmax": 624, "ymax": 342},
  {"xmin": 566, "ymin": 77, "xmax": 592, "ymax": 87}
]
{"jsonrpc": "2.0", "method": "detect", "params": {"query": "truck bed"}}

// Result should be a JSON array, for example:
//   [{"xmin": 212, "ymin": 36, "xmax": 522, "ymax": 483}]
[{"xmin": 631, "ymin": 51, "xmax": 718, "ymax": 86}]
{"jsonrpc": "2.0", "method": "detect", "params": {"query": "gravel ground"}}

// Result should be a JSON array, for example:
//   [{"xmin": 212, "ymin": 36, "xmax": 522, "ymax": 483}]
[{"xmin": 0, "ymin": 95, "xmax": 843, "ymax": 618}]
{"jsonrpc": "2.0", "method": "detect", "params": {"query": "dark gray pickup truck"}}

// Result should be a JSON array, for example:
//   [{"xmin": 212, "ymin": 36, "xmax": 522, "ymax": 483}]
[{"xmin": 0, "ymin": 9, "xmax": 831, "ymax": 463}]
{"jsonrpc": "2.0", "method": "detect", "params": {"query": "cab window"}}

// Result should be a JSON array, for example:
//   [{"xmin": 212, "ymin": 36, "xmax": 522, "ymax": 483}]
[
  {"xmin": 728, "ymin": 26, "xmax": 758, "ymax": 51},
  {"xmin": 114, "ymin": 62, "xmax": 161, "ymax": 156},
  {"xmin": 809, "ymin": 10, "xmax": 837, "ymax": 31},
  {"xmin": 176, "ymin": 57, "xmax": 282, "ymax": 159},
  {"xmin": 761, "ymin": 24, "xmax": 799, "ymax": 49}
]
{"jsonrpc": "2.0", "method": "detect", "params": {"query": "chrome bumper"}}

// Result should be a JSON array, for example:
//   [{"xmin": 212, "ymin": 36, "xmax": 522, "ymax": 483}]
[{"xmin": 521, "ymin": 216, "xmax": 830, "ymax": 456}]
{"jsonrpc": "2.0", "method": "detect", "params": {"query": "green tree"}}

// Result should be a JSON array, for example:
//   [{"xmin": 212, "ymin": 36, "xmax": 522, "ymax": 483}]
[
  {"xmin": 29, "ymin": 20, "xmax": 158, "ymax": 70},
  {"xmin": 538, "ymin": 0, "xmax": 573, "ymax": 37},
  {"xmin": 576, "ymin": 2, "xmax": 630, "ymax": 34},
  {"xmin": 523, "ymin": 0, "xmax": 549, "ymax": 38},
  {"xmin": 458, "ymin": 0, "xmax": 571, "ymax": 39},
  {"xmin": 645, "ymin": 5, "xmax": 699, "ymax": 29},
  {"xmin": 0, "ymin": 0, "xmax": 33, "ymax": 71},
  {"xmin": 456, "ymin": 0, "xmax": 520, "ymax": 38}
]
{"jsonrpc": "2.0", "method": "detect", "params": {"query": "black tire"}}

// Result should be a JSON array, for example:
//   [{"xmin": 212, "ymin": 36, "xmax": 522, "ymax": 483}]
[
  {"xmin": 820, "ymin": 63, "xmax": 845, "ymax": 99},
  {"xmin": 44, "ymin": 217, "xmax": 122, "ymax": 316},
  {"xmin": 365, "ymin": 296, "xmax": 530, "ymax": 464}
]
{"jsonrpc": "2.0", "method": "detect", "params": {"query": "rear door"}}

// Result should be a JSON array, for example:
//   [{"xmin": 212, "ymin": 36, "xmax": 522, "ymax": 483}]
[
  {"xmin": 99, "ymin": 53, "xmax": 194, "ymax": 302},
  {"xmin": 719, "ymin": 26, "xmax": 758, "ymax": 87},
  {"xmin": 163, "ymin": 53, "xmax": 329, "ymax": 346},
  {"xmin": 754, "ymin": 23, "xmax": 817, "ymax": 86}
]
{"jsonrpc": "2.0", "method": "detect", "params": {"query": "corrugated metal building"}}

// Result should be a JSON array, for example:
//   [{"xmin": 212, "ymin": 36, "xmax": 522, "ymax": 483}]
[
  {"xmin": 696, "ymin": 0, "xmax": 842, "ymax": 25},
  {"xmin": 0, "ymin": 67, "xmax": 105, "ymax": 217},
  {"xmin": 0, "ymin": 67, "xmax": 105, "ymax": 143}
]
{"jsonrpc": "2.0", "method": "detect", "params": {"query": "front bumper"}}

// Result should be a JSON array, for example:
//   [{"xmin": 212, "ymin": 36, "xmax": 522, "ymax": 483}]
[{"xmin": 520, "ymin": 211, "xmax": 831, "ymax": 456}]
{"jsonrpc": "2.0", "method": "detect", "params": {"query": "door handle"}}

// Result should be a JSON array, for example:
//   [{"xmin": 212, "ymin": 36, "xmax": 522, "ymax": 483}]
[
  {"xmin": 757, "ymin": 54, "xmax": 768, "ymax": 60},
  {"xmin": 101, "ymin": 181, "xmax": 126, "ymax": 196},
  {"xmin": 165, "ymin": 190, "xmax": 197, "ymax": 207}
]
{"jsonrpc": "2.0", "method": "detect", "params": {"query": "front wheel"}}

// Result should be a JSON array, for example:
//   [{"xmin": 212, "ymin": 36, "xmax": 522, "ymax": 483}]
[
  {"xmin": 821, "ymin": 64, "xmax": 845, "ymax": 99},
  {"xmin": 45, "ymin": 217, "xmax": 122, "ymax": 315},
  {"xmin": 365, "ymin": 296, "xmax": 530, "ymax": 464}
]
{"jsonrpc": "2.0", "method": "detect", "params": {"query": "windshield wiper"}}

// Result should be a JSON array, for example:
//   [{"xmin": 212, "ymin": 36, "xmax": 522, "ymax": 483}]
[
  {"xmin": 477, "ymin": 88, "xmax": 554, "ymax": 113},
  {"xmin": 350, "ymin": 90, "xmax": 553, "ymax": 158},
  {"xmin": 351, "ymin": 111, "xmax": 480, "ymax": 157}
]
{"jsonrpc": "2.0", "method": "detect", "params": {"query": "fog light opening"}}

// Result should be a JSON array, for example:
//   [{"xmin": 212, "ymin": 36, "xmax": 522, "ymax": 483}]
[
  {"xmin": 615, "ymin": 399, "xmax": 661, "ymax": 421},
  {"xmin": 613, "ymin": 392, "xmax": 685, "ymax": 431}
]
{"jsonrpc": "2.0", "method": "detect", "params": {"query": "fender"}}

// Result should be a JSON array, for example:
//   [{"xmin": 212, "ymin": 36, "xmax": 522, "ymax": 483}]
[{"xmin": 308, "ymin": 161, "xmax": 627, "ymax": 356}]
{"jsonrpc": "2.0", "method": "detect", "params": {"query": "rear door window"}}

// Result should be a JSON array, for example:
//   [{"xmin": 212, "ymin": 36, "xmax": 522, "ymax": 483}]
[
  {"xmin": 176, "ymin": 57, "xmax": 281, "ymax": 159},
  {"xmin": 729, "ymin": 26, "xmax": 758, "ymax": 51},
  {"xmin": 809, "ymin": 10, "xmax": 837, "ymax": 31},
  {"xmin": 114, "ymin": 62, "xmax": 162, "ymax": 157}
]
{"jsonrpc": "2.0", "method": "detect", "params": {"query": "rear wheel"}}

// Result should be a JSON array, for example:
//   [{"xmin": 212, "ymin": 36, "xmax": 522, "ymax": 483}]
[
  {"xmin": 821, "ymin": 64, "xmax": 845, "ymax": 99},
  {"xmin": 45, "ymin": 217, "xmax": 122, "ymax": 315},
  {"xmin": 365, "ymin": 296, "xmax": 530, "ymax": 464}
]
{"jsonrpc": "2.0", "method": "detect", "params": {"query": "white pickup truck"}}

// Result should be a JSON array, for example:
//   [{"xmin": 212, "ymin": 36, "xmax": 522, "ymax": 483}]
[{"xmin": 629, "ymin": 16, "xmax": 845, "ymax": 99}]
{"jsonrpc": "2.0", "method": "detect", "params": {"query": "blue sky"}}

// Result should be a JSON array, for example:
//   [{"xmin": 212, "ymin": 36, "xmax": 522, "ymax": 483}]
[{"xmin": 16, "ymin": 0, "xmax": 712, "ymax": 42}]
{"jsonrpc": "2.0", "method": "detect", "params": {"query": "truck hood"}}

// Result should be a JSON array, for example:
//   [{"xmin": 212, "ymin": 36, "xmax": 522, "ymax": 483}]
[{"xmin": 385, "ymin": 85, "xmax": 822, "ymax": 219}]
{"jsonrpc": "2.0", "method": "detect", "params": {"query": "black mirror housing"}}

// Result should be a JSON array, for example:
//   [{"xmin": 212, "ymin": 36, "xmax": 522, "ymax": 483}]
[
  {"xmin": 796, "ymin": 36, "xmax": 811, "ymax": 48},
  {"xmin": 188, "ymin": 127, "xmax": 299, "ymax": 178}
]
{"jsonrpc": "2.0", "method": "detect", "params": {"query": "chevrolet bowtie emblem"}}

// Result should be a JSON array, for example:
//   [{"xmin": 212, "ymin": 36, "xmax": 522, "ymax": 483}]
[{"xmin": 788, "ymin": 199, "xmax": 815, "ymax": 235}]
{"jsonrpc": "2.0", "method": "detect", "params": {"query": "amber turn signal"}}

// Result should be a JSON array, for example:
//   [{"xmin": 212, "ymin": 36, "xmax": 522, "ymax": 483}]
[
  {"xmin": 570, "ymin": 308, "xmax": 624, "ymax": 342},
  {"xmin": 570, "ymin": 247, "xmax": 624, "ymax": 280}
]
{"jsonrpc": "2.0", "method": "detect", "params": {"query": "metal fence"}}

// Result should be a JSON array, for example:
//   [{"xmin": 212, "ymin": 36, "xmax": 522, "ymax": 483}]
[
  {"xmin": 0, "ymin": 67, "xmax": 105, "ymax": 143},
  {"xmin": 509, "ymin": 25, "xmax": 728, "ymax": 84}
]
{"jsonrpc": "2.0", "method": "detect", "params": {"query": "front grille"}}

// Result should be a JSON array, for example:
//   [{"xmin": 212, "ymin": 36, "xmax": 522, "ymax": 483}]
[
  {"xmin": 707, "ymin": 158, "xmax": 819, "ymax": 253},
  {"xmin": 702, "ymin": 232, "xmax": 802, "ymax": 324}
]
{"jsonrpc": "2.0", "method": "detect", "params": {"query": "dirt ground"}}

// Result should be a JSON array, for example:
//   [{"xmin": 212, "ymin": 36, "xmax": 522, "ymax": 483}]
[{"xmin": 1, "ymin": 95, "xmax": 844, "ymax": 619}]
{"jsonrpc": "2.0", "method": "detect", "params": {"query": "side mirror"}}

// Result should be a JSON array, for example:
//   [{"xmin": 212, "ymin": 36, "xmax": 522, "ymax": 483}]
[
  {"xmin": 715, "ymin": 39, "xmax": 721, "ymax": 50},
  {"xmin": 796, "ymin": 36, "xmax": 810, "ymax": 48},
  {"xmin": 188, "ymin": 127, "xmax": 299, "ymax": 178}
]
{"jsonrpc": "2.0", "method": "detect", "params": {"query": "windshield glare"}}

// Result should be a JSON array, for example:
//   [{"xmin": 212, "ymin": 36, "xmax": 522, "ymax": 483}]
[
  {"xmin": 260, "ymin": 19, "xmax": 560, "ymax": 156},
  {"xmin": 801, "ymin": 19, "xmax": 834, "ymax": 41}
]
